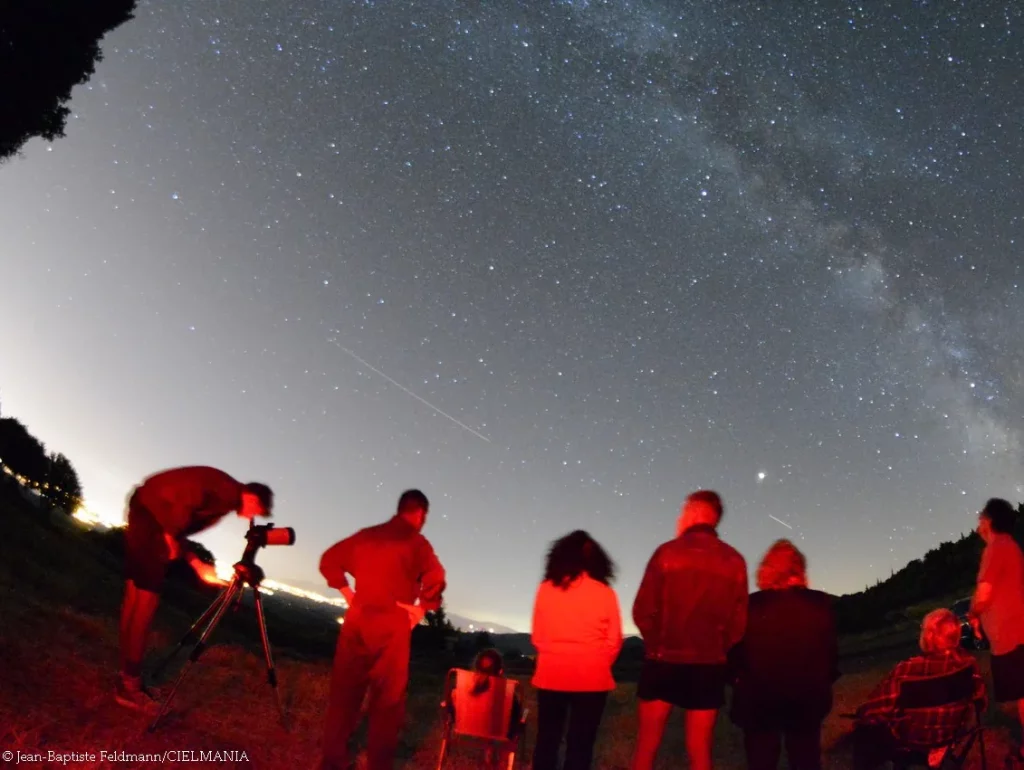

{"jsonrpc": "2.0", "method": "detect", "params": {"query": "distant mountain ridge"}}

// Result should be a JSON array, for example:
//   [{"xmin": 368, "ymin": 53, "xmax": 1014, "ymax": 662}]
[
  {"xmin": 275, "ymin": 578, "xmax": 527, "ymax": 635},
  {"xmin": 445, "ymin": 613, "xmax": 521, "ymax": 635}
]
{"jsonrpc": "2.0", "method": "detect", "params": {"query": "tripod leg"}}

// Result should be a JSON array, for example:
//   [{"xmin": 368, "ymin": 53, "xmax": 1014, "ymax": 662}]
[
  {"xmin": 151, "ymin": 586, "xmax": 230, "ymax": 681},
  {"xmin": 148, "ymin": 577, "xmax": 242, "ymax": 732},
  {"xmin": 251, "ymin": 586, "xmax": 287, "ymax": 729}
]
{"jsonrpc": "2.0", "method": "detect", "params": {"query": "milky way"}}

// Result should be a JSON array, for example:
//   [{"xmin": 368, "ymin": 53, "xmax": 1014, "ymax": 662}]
[{"xmin": 0, "ymin": 0, "xmax": 1021, "ymax": 630}]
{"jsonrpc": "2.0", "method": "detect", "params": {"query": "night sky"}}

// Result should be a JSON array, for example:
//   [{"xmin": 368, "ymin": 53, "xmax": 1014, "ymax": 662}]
[{"xmin": 1, "ymin": 1, "xmax": 1021, "ymax": 633}]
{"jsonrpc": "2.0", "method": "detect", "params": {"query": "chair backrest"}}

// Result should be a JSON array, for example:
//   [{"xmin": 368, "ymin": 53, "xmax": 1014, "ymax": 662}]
[
  {"xmin": 892, "ymin": 665, "xmax": 978, "ymax": 747},
  {"xmin": 448, "ymin": 668, "xmax": 519, "ymax": 740},
  {"xmin": 895, "ymin": 665, "xmax": 975, "ymax": 710}
]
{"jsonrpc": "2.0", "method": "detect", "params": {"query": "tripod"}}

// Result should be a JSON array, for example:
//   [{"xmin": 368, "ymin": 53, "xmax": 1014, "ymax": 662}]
[{"xmin": 148, "ymin": 522, "xmax": 287, "ymax": 732}]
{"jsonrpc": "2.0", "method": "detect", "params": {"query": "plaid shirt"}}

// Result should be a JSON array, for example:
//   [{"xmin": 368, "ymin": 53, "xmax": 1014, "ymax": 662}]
[{"xmin": 856, "ymin": 649, "xmax": 986, "ymax": 748}]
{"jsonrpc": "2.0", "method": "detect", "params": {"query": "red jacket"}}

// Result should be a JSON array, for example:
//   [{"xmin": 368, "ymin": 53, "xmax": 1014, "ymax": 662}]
[
  {"xmin": 633, "ymin": 523, "xmax": 748, "ymax": 665},
  {"xmin": 530, "ymin": 574, "xmax": 624, "ymax": 692},
  {"xmin": 131, "ymin": 465, "xmax": 244, "ymax": 539},
  {"xmin": 319, "ymin": 515, "xmax": 446, "ymax": 613}
]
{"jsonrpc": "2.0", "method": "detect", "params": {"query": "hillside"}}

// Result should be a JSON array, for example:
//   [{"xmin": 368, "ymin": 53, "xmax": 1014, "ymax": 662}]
[
  {"xmin": 8, "ymin": 482, "xmax": 1012, "ymax": 770},
  {"xmin": 4, "ymin": 488, "xmax": 1013, "ymax": 770},
  {"xmin": 2, "ymin": 463, "xmax": 1022, "ymax": 761},
  {"xmin": 829, "ymin": 503, "xmax": 1023, "ymax": 635}
]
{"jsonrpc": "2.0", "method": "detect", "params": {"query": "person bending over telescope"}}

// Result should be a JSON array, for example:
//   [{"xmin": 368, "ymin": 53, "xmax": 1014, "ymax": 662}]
[{"xmin": 116, "ymin": 465, "xmax": 274, "ymax": 711}]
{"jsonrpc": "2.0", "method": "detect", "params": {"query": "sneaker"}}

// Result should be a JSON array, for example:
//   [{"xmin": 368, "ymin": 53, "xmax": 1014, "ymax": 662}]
[{"xmin": 114, "ymin": 675, "xmax": 160, "ymax": 712}]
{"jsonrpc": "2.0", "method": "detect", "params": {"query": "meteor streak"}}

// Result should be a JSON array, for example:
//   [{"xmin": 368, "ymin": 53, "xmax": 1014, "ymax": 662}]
[
  {"xmin": 768, "ymin": 514, "xmax": 793, "ymax": 530},
  {"xmin": 331, "ymin": 339, "xmax": 492, "ymax": 443}
]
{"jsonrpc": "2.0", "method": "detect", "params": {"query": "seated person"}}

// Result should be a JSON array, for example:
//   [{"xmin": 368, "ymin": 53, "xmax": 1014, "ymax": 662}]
[
  {"xmin": 445, "ymin": 648, "xmax": 524, "ymax": 741},
  {"xmin": 851, "ymin": 608, "xmax": 986, "ymax": 769}
]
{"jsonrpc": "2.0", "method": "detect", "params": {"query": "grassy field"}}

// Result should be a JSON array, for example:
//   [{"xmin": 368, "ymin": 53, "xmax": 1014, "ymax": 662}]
[{"xmin": 0, "ymin": 488, "xmax": 1019, "ymax": 769}]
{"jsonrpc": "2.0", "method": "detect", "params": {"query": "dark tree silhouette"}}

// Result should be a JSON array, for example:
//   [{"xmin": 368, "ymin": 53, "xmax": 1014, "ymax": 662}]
[
  {"xmin": 44, "ymin": 451, "xmax": 83, "ymax": 513},
  {"xmin": 412, "ymin": 601, "xmax": 457, "ymax": 651},
  {"xmin": 0, "ymin": 417, "xmax": 49, "ymax": 484},
  {"xmin": 0, "ymin": 1, "xmax": 139, "ymax": 163},
  {"xmin": 473, "ymin": 630, "xmax": 495, "ymax": 651},
  {"xmin": 427, "ymin": 603, "xmax": 456, "ymax": 634}
]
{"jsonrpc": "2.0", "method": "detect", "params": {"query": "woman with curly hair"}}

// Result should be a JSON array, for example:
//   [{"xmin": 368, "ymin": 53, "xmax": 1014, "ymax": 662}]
[
  {"xmin": 727, "ymin": 538, "xmax": 840, "ymax": 770},
  {"xmin": 530, "ymin": 530, "xmax": 623, "ymax": 770}
]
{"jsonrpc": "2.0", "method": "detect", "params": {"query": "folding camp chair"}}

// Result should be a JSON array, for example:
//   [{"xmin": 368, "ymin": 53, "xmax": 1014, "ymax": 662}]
[
  {"xmin": 436, "ymin": 668, "xmax": 529, "ymax": 770},
  {"xmin": 886, "ymin": 665, "xmax": 987, "ymax": 769}
]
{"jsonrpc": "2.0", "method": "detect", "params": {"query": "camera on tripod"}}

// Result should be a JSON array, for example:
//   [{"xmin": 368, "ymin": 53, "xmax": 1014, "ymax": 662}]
[{"xmin": 245, "ymin": 522, "xmax": 296, "ymax": 548}]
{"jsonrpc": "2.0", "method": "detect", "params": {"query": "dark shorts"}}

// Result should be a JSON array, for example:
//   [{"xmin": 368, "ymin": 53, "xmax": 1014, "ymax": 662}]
[
  {"xmin": 123, "ymin": 497, "xmax": 171, "ymax": 593},
  {"xmin": 991, "ymin": 644, "xmax": 1024, "ymax": 702},
  {"xmin": 636, "ymin": 659, "xmax": 728, "ymax": 710}
]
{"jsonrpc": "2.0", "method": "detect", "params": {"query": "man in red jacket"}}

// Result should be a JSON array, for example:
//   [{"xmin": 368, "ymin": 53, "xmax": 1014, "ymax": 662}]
[
  {"xmin": 318, "ymin": 489, "xmax": 446, "ymax": 770},
  {"xmin": 117, "ymin": 465, "xmax": 274, "ymax": 711},
  {"xmin": 630, "ymin": 490, "xmax": 749, "ymax": 770}
]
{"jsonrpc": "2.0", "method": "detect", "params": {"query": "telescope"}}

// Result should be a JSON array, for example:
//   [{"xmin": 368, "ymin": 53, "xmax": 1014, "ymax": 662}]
[
  {"xmin": 246, "ymin": 522, "xmax": 296, "ymax": 548},
  {"xmin": 148, "ymin": 519, "xmax": 296, "ymax": 732}
]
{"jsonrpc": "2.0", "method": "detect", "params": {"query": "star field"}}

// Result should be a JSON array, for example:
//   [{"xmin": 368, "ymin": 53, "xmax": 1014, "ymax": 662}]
[{"xmin": 0, "ymin": 0, "xmax": 1021, "ymax": 631}]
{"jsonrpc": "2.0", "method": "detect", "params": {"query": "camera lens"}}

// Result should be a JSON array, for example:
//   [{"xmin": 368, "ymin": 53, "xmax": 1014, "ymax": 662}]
[{"xmin": 264, "ymin": 526, "xmax": 295, "ymax": 547}]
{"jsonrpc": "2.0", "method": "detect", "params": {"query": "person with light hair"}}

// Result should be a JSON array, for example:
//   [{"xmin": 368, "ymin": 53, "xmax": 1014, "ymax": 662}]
[
  {"xmin": 851, "ymin": 608, "xmax": 986, "ymax": 769},
  {"xmin": 727, "ymin": 539, "xmax": 839, "ymax": 770},
  {"xmin": 920, "ymin": 608, "xmax": 966, "ymax": 653}
]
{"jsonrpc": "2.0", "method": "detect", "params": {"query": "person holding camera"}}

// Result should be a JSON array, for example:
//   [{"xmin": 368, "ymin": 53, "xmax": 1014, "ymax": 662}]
[
  {"xmin": 318, "ymin": 489, "xmax": 446, "ymax": 770},
  {"xmin": 116, "ymin": 465, "xmax": 274, "ymax": 711}
]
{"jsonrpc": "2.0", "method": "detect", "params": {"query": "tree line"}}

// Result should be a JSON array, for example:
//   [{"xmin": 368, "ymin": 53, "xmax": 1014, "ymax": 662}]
[
  {"xmin": 1, "ymin": 1, "xmax": 139, "ymax": 164},
  {"xmin": 0, "ymin": 405, "xmax": 83, "ymax": 515}
]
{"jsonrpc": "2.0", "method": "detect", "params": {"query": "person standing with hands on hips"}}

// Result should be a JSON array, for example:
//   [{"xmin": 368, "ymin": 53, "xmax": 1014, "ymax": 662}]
[{"xmin": 318, "ymin": 489, "xmax": 447, "ymax": 770}]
